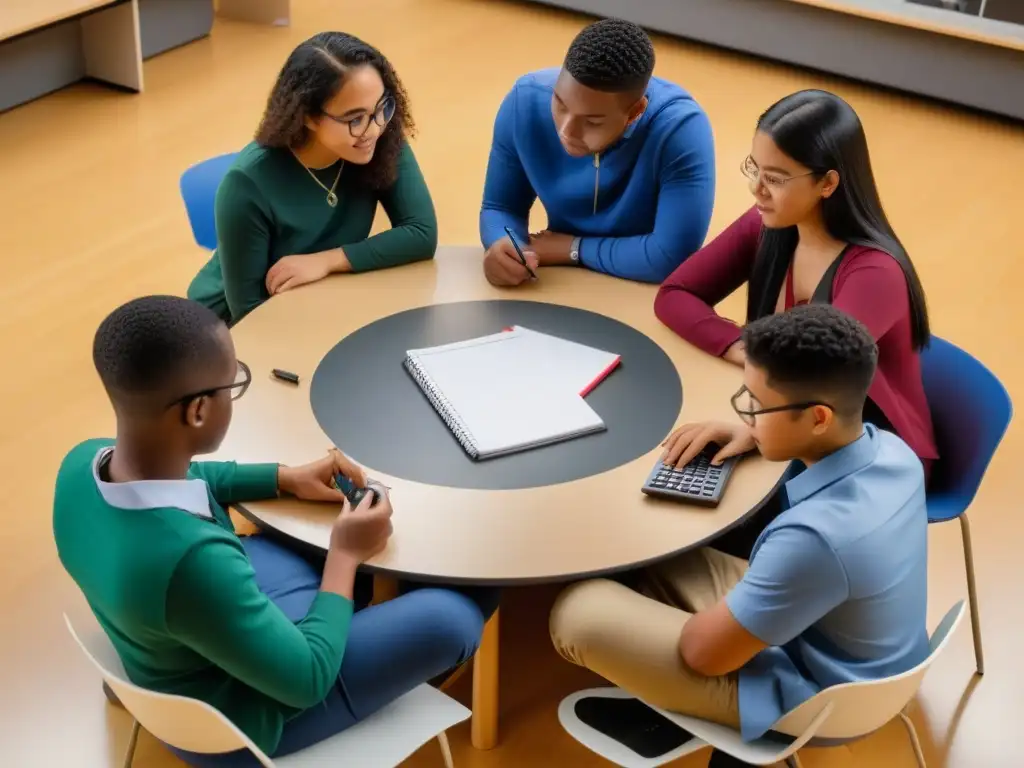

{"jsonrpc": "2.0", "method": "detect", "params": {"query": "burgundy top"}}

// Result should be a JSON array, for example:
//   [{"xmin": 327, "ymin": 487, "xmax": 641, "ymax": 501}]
[{"xmin": 654, "ymin": 206, "xmax": 938, "ymax": 469}]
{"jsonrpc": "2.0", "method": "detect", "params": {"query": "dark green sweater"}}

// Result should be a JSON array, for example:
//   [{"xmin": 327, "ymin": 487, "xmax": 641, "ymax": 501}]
[
  {"xmin": 187, "ymin": 141, "xmax": 438, "ymax": 324},
  {"xmin": 53, "ymin": 439, "xmax": 353, "ymax": 756}
]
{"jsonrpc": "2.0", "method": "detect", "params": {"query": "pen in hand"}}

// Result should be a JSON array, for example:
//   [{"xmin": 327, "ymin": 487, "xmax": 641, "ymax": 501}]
[{"xmin": 503, "ymin": 226, "xmax": 538, "ymax": 280}]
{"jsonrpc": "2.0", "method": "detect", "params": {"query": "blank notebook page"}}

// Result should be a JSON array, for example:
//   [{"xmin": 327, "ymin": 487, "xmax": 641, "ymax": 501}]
[
  {"xmin": 405, "ymin": 331, "xmax": 606, "ymax": 459},
  {"xmin": 507, "ymin": 326, "xmax": 620, "ymax": 395}
]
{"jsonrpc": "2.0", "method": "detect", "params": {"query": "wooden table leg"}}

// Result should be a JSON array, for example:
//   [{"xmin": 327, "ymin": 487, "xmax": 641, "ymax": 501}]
[
  {"xmin": 471, "ymin": 609, "xmax": 500, "ymax": 750},
  {"xmin": 372, "ymin": 574, "xmax": 399, "ymax": 604}
]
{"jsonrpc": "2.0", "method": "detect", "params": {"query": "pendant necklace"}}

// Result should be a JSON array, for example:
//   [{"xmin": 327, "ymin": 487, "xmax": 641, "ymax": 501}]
[{"xmin": 294, "ymin": 153, "xmax": 344, "ymax": 207}]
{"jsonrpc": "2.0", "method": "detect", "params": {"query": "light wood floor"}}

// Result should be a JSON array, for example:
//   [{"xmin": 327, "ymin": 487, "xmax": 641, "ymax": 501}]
[{"xmin": 1, "ymin": 0, "xmax": 1021, "ymax": 765}]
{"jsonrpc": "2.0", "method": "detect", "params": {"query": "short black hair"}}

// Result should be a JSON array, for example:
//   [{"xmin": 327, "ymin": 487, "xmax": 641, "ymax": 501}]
[
  {"xmin": 742, "ymin": 304, "xmax": 878, "ymax": 419},
  {"xmin": 93, "ymin": 296, "xmax": 226, "ymax": 399},
  {"xmin": 563, "ymin": 18, "xmax": 655, "ymax": 95}
]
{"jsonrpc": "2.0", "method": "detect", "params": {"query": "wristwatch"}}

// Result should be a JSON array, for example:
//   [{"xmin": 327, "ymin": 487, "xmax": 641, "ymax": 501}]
[{"xmin": 569, "ymin": 236, "xmax": 582, "ymax": 265}]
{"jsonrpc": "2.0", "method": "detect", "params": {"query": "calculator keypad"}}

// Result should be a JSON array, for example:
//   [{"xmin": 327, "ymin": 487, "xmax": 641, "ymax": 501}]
[{"xmin": 641, "ymin": 450, "xmax": 738, "ymax": 507}]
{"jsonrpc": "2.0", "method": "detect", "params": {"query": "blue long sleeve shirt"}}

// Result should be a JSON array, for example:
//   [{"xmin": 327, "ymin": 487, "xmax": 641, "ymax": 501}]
[{"xmin": 479, "ymin": 68, "xmax": 716, "ymax": 283}]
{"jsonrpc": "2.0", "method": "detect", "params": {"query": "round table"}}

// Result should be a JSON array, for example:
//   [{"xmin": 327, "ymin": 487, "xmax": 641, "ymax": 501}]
[{"xmin": 215, "ymin": 245, "xmax": 786, "ymax": 749}]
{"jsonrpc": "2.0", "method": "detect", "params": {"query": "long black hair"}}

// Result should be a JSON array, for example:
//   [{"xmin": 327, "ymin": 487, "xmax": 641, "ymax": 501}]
[
  {"xmin": 745, "ymin": 90, "xmax": 930, "ymax": 349},
  {"xmin": 255, "ymin": 31, "xmax": 413, "ymax": 190}
]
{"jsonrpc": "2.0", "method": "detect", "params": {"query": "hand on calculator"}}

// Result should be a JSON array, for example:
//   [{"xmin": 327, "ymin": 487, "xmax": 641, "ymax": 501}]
[{"xmin": 661, "ymin": 421, "xmax": 756, "ymax": 468}]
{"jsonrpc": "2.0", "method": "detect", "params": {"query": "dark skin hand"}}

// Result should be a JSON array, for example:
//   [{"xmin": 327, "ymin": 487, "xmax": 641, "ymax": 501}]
[{"xmin": 483, "ymin": 237, "xmax": 539, "ymax": 287}]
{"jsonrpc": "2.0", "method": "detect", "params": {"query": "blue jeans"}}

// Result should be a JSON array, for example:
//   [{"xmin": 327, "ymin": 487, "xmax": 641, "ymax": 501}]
[{"xmin": 169, "ymin": 536, "xmax": 499, "ymax": 767}]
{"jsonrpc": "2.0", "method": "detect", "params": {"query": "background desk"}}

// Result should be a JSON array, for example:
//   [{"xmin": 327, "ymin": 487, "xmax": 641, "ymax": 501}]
[
  {"xmin": 527, "ymin": 0, "xmax": 1024, "ymax": 121},
  {"xmin": 214, "ymin": 246, "xmax": 786, "ymax": 749},
  {"xmin": 0, "ymin": 0, "xmax": 290, "ymax": 112}
]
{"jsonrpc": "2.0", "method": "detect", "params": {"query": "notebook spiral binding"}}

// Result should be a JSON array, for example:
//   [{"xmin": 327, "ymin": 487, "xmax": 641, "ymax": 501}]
[{"xmin": 403, "ymin": 356, "xmax": 480, "ymax": 459}]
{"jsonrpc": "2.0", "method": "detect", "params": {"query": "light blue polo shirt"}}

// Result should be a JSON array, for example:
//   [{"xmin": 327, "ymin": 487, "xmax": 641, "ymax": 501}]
[{"xmin": 725, "ymin": 424, "xmax": 930, "ymax": 741}]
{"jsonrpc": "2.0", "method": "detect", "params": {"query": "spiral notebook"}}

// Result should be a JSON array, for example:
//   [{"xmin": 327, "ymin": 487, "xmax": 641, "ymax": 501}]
[{"xmin": 403, "ymin": 327, "xmax": 617, "ymax": 460}]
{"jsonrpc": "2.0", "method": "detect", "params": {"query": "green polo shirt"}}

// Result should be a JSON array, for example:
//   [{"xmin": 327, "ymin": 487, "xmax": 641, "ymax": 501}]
[
  {"xmin": 187, "ymin": 140, "xmax": 438, "ymax": 324},
  {"xmin": 53, "ymin": 439, "xmax": 354, "ymax": 755}
]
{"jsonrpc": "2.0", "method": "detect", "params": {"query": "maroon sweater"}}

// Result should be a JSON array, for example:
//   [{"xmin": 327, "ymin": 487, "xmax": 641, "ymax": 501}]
[{"xmin": 654, "ymin": 206, "xmax": 938, "ymax": 469}]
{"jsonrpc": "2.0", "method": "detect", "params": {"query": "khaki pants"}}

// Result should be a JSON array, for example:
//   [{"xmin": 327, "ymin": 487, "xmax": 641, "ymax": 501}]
[{"xmin": 549, "ymin": 548, "xmax": 748, "ymax": 727}]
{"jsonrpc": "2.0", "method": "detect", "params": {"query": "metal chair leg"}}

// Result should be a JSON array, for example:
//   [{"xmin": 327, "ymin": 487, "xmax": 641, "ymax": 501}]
[
  {"xmin": 959, "ymin": 513, "xmax": 985, "ymax": 675},
  {"xmin": 899, "ymin": 710, "xmax": 927, "ymax": 768},
  {"xmin": 437, "ymin": 730, "xmax": 455, "ymax": 768},
  {"xmin": 123, "ymin": 720, "xmax": 140, "ymax": 768}
]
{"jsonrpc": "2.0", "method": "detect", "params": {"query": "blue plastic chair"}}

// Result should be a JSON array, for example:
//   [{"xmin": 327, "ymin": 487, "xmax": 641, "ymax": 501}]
[
  {"xmin": 179, "ymin": 153, "xmax": 238, "ymax": 250},
  {"xmin": 920, "ymin": 336, "xmax": 1012, "ymax": 675}
]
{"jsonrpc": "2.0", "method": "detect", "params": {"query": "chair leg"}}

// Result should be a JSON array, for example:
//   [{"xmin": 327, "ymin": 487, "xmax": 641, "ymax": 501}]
[
  {"xmin": 123, "ymin": 719, "xmax": 140, "ymax": 768},
  {"xmin": 899, "ymin": 710, "xmax": 927, "ymax": 768},
  {"xmin": 437, "ymin": 731, "xmax": 455, "ymax": 768},
  {"xmin": 959, "ymin": 513, "xmax": 985, "ymax": 675},
  {"xmin": 785, "ymin": 754, "xmax": 803, "ymax": 768}
]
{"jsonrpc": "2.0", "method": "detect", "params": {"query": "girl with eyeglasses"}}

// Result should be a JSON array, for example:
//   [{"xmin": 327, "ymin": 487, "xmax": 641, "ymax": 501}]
[
  {"xmin": 655, "ymin": 89, "xmax": 937, "ymax": 479},
  {"xmin": 188, "ymin": 31, "xmax": 436, "ymax": 325}
]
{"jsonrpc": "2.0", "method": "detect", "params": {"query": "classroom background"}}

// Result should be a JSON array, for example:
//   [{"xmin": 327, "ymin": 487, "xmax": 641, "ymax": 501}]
[{"xmin": 1, "ymin": 0, "xmax": 1022, "ymax": 765}]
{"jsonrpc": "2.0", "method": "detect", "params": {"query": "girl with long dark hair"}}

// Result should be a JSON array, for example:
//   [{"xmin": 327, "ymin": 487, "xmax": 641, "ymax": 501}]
[
  {"xmin": 655, "ymin": 89, "xmax": 937, "ymax": 473},
  {"xmin": 188, "ymin": 31, "xmax": 437, "ymax": 324}
]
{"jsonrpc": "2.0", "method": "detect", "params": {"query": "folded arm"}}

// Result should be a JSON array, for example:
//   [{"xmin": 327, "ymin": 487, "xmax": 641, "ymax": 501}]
[
  {"xmin": 654, "ymin": 206, "xmax": 763, "ymax": 355},
  {"xmin": 479, "ymin": 87, "xmax": 536, "ymax": 250},
  {"xmin": 342, "ymin": 142, "xmax": 438, "ymax": 271},
  {"xmin": 578, "ymin": 113, "xmax": 716, "ymax": 283},
  {"xmin": 167, "ymin": 539, "xmax": 353, "ymax": 710}
]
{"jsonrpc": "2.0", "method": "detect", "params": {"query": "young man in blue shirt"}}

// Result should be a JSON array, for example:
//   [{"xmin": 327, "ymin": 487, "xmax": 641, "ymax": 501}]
[
  {"xmin": 480, "ymin": 19, "xmax": 716, "ymax": 286},
  {"xmin": 550, "ymin": 305, "xmax": 929, "ymax": 753}
]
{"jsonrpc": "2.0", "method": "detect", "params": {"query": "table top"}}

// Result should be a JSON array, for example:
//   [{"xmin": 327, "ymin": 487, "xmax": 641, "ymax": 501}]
[
  {"xmin": 0, "ymin": 0, "xmax": 118, "ymax": 42},
  {"xmin": 216, "ymin": 245, "xmax": 786, "ymax": 585}
]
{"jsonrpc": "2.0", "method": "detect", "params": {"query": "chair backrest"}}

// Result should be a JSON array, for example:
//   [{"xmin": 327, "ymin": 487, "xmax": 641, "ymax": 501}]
[
  {"xmin": 771, "ymin": 601, "xmax": 965, "ymax": 739},
  {"xmin": 63, "ymin": 615, "xmax": 274, "ymax": 766},
  {"xmin": 921, "ymin": 337, "xmax": 1012, "ymax": 513},
  {"xmin": 179, "ymin": 153, "xmax": 238, "ymax": 250}
]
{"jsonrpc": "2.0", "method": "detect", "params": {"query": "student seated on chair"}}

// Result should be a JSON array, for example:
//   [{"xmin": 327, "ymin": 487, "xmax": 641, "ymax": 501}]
[
  {"xmin": 654, "ymin": 89, "xmax": 936, "ymax": 476},
  {"xmin": 53, "ymin": 296, "xmax": 494, "ymax": 768},
  {"xmin": 550, "ymin": 305, "xmax": 929, "ymax": 744},
  {"xmin": 187, "ymin": 31, "xmax": 437, "ymax": 325},
  {"xmin": 479, "ymin": 18, "xmax": 715, "ymax": 287}
]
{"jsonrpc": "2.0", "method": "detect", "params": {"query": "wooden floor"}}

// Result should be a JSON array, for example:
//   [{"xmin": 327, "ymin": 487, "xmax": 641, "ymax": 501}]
[{"xmin": 1, "ymin": 0, "xmax": 1021, "ymax": 765}]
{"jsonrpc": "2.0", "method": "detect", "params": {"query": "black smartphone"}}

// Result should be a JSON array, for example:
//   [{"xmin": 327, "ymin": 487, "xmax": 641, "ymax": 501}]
[{"xmin": 573, "ymin": 696, "xmax": 696, "ymax": 759}]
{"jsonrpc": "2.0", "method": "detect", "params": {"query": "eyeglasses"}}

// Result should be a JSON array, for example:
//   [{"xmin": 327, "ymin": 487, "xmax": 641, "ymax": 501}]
[
  {"xmin": 730, "ymin": 384, "xmax": 833, "ymax": 426},
  {"xmin": 740, "ymin": 155, "xmax": 816, "ymax": 190},
  {"xmin": 323, "ymin": 93, "xmax": 396, "ymax": 138},
  {"xmin": 167, "ymin": 360, "xmax": 251, "ymax": 410}
]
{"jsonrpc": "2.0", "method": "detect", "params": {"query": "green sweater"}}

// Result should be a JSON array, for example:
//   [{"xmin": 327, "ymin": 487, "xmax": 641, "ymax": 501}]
[
  {"xmin": 187, "ymin": 140, "xmax": 438, "ymax": 324},
  {"xmin": 53, "ymin": 439, "xmax": 353, "ymax": 756}
]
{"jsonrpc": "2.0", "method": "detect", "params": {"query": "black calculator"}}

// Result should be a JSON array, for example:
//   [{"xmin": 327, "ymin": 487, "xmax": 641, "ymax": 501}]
[{"xmin": 641, "ymin": 445, "xmax": 739, "ymax": 507}]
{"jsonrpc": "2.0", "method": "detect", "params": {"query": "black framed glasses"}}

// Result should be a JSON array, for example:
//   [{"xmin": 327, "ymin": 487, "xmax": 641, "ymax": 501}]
[
  {"xmin": 740, "ymin": 155, "xmax": 816, "ymax": 190},
  {"xmin": 324, "ymin": 93, "xmax": 397, "ymax": 138},
  {"xmin": 730, "ymin": 384, "xmax": 833, "ymax": 426},
  {"xmin": 166, "ymin": 360, "xmax": 251, "ymax": 410}
]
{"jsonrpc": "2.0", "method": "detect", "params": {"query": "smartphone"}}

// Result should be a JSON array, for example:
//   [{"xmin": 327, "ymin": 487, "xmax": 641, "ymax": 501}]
[{"xmin": 573, "ymin": 696, "xmax": 695, "ymax": 759}]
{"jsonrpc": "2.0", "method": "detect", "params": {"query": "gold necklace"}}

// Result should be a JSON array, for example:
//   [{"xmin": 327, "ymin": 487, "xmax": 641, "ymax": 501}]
[{"xmin": 293, "ymin": 153, "xmax": 344, "ymax": 207}]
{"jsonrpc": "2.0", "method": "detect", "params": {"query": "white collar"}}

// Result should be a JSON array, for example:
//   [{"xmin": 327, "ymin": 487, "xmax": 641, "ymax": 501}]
[{"xmin": 92, "ymin": 447, "xmax": 214, "ymax": 520}]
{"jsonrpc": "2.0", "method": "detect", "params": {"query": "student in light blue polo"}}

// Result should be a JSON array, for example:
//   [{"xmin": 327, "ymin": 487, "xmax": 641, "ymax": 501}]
[{"xmin": 550, "ymin": 304, "xmax": 929, "ymax": 760}]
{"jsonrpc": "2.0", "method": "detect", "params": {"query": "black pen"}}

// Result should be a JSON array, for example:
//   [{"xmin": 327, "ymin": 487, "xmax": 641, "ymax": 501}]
[{"xmin": 503, "ymin": 226, "xmax": 538, "ymax": 280}]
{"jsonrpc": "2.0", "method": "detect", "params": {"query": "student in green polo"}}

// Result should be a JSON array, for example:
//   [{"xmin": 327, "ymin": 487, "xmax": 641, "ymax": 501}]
[
  {"xmin": 54, "ymin": 296, "xmax": 493, "ymax": 766},
  {"xmin": 187, "ymin": 31, "xmax": 438, "ymax": 325}
]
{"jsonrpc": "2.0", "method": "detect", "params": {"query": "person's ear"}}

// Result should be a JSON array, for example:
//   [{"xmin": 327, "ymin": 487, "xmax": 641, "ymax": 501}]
[
  {"xmin": 304, "ymin": 113, "xmax": 321, "ymax": 133},
  {"xmin": 626, "ymin": 95, "xmax": 648, "ymax": 125},
  {"xmin": 809, "ymin": 404, "xmax": 834, "ymax": 435},
  {"xmin": 820, "ymin": 170, "xmax": 840, "ymax": 199},
  {"xmin": 184, "ymin": 396, "xmax": 208, "ymax": 429}
]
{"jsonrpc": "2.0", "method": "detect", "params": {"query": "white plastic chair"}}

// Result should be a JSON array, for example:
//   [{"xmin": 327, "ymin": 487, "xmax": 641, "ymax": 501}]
[
  {"xmin": 64, "ymin": 614, "xmax": 470, "ymax": 767},
  {"xmin": 559, "ymin": 601, "xmax": 965, "ymax": 768}
]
